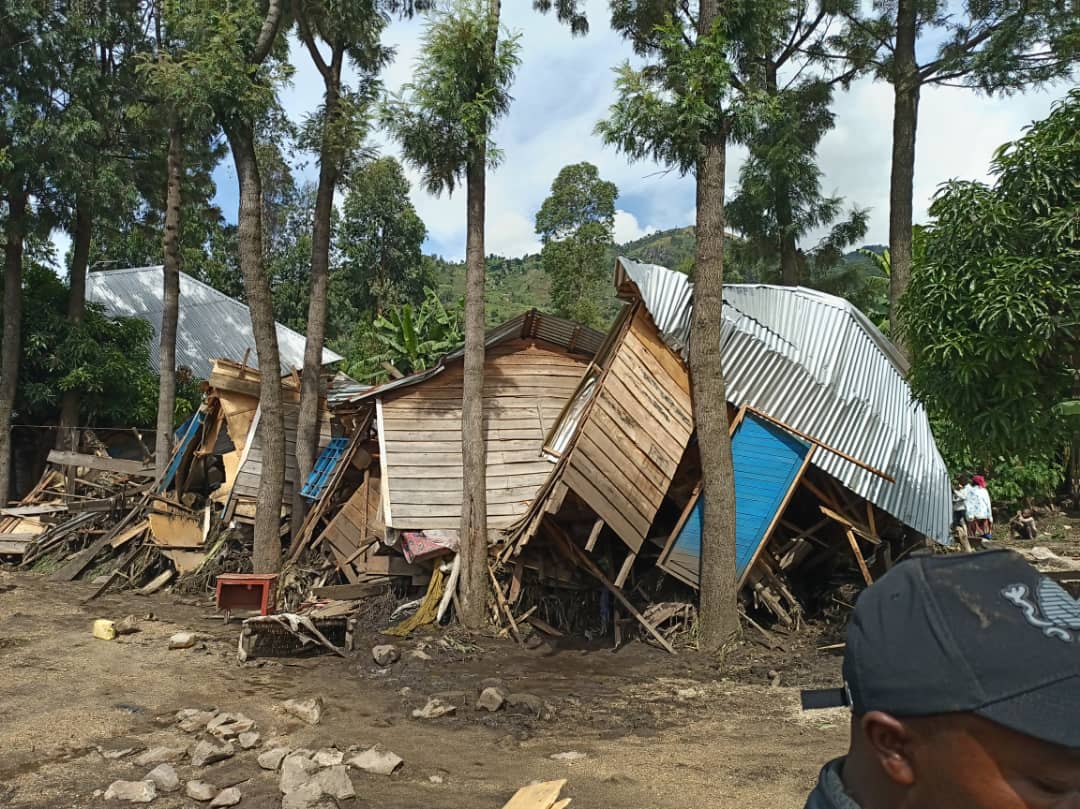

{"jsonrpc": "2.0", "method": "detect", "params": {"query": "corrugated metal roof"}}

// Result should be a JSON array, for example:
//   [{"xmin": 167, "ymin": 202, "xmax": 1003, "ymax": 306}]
[
  {"xmin": 86, "ymin": 266, "xmax": 342, "ymax": 379},
  {"xmin": 614, "ymin": 256, "xmax": 951, "ymax": 544},
  {"xmin": 347, "ymin": 310, "xmax": 605, "ymax": 403}
]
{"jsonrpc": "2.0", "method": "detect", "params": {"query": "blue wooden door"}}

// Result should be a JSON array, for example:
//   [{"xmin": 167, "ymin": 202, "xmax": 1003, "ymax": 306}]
[{"xmin": 661, "ymin": 413, "xmax": 810, "ymax": 588}]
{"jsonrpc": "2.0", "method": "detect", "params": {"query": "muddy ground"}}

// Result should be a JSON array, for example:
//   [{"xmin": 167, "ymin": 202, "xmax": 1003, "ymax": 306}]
[{"xmin": 1, "ymin": 510, "xmax": 1074, "ymax": 809}]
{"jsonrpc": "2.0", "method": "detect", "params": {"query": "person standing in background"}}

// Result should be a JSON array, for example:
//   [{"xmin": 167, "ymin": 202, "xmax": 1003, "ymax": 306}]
[
  {"xmin": 952, "ymin": 474, "xmax": 974, "ymax": 551},
  {"xmin": 966, "ymin": 474, "xmax": 994, "ymax": 544}
]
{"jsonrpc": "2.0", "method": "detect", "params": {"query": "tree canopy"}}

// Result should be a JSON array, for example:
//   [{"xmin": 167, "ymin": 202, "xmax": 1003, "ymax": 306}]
[{"xmin": 901, "ymin": 89, "xmax": 1079, "ymax": 462}]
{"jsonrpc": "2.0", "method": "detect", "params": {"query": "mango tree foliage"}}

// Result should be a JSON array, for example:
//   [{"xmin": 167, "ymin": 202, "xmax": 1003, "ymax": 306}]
[{"xmin": 901, "ymin": 89, "xmax": 1079, "ymax": 461}]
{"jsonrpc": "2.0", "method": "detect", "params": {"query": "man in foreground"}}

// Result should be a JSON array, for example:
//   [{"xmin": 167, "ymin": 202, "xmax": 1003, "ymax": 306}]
[{"xmin": 802, "ymin": 549, "xmax": 1080, "ymax": 808}]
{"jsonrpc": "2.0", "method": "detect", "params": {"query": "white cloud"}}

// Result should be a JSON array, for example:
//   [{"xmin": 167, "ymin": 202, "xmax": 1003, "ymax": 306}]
[{"xmin": 613, "ymin": 209, "xmax": 656, "ymax": 243}]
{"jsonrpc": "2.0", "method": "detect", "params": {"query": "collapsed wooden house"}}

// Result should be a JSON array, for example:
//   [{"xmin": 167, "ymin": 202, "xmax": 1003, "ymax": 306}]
[{"xmin": 294, "ymin": 260, "xmax": 950, "ymax": 640}]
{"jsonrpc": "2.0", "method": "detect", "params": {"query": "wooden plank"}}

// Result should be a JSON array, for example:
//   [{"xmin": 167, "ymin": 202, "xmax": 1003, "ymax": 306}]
[
  {"xmin": 384, "ymin": 439, "xmax": 542, "ymax": 454},
  {"xmin": 597, "ymin": 376, "xmax": 687, "ymax": 464},
  {"xmin": 526, "ymin": 614, "xmax": 563, "ymax": 637},
  {"xmin": 1, "ymin": 505, "xmax": 68, "ymax": 517},
  {"xmin": 567, "ymin": 450, "xmax": 653, "ymax": 534},
  {"xmin": 51, "ymin": 500, "xmax": 146, "ymax": 582},
  {"xmin": 626, "ymin": 311, "xmax": 690, "ymax": 392},
  {"xmin": 393, "ymin": 472, "xmax": 552, "ymax": 493},
  {"xmin": 383, "ymin": 427, "xmax": 543, "ymax": 441},
  {"xmin": 311, "ymin": 582, "xmax": 392, "ymax": 600},
  {"xmin": 47, "ymin": 450, "xmax": 155, "ymax": 478},
  {"xmin": 547, "ymin": 518, "xmax": 675, "ymax": 655},
  {"xmin": 866, "ymin": 502, "xmax": 877, "ymax": 537},
  {"xmin": 0, "ymin": 538, "xmax": 29, "ymax": 555},
  {"xmin": 608, "ymin": 351, "xmax": 694, "ymax": 442},
  {"xmin": 589, "ymin": 399, "xmax": 680, "ymax": 480},
  {"xmin": 562, "ymin": 465, "xmax": 643, "ymax": 552},
  {"xmin": 502, "ymin": 781, "xmax": 567, "ymax": 809},
  {"xmin": 818, "ymin": 505, "xmax": 881, "ymax": 545},
  {"xmin": 846, "ymin": 529, "xmax": 874, "ymax": 586},
  {"xmin": 391, "ymin": 484, "xmax": 546, "ymax": 507},
  {"xmin": 584, "ymin": 517, "xmax": 604, "ymax": 552},
  {"xmin": 389, "ymin": 461, "xmax": 554, "ymax": 479},
  {"xmin": 614, "ymin": 551, "xmax": 637, "ymax": 588},
  {"xmin": 389, "ymin": 501, "xmax": 529, "ymax": 519},
  {"xmin": 376, "ymin": 398, "xmax": 393, "ymax": 527},
  {"xmin": 488, "ymin": 565, "xmax": 523, "ymax": 645},
  {"xmin": 576, "ymin": 428, "xmax": 667, "ymax": 507}
]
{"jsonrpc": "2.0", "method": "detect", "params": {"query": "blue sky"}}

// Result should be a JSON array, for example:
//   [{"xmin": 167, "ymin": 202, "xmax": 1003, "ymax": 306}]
[{"xmin": 203, "ymin": 0, "xmax": 1069, "ymax": 262}]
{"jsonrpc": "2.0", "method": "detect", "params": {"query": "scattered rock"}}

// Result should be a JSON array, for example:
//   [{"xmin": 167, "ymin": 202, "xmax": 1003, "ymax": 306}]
[
  {"xmin": 190, "ymin": 739, "xmax": 235, "ymax": 767},
  {"xmin": 550, "ymin": 751, "xmax": 587, "ymax": 761},
  {"xmin": 476, "ymin": 687, "xmax": 506, "ymax": 712},
  {"xmin": 347, "ymin": 746, "xmax": 403, "ymax": 776},
  {"xmin": 209, "ymin": 786, "xmax": 242, "ymax": 807},
  {"xmin": 168, "ymin": 631, "xmax": 196, "ymax": 650},
  {"xmin": 479, "ymin": 678, "xmax": 508, "ymax": 694},
  {"xmin": 315, "ymin": 766, "xmax": 355, "ymax": 800},
  {"xmin": 97, "ymin": 738, "xmax": 145, "ymax": 760},
  {"xmin": 506, "ymin": 693, "xmax": 544, "ymax": 716},
  {"xmin": 238, "ymin": 732, "xmax": 261, "ymax": 750},
  {"xmin": 428, "ymin": 774, "xmax": 445, "ymax": 785},
  {"xmin": 258, "ymin": 747, "xmax": 291, "ymax": 771},
  {"xmin": 371, "ymin": 644, "xmax": 400, "ymax": 666},
  {"xmin": 145, "ymin": 763, "xmax": 180, "ymax": 793},
  {"xmin": 208, "ymin": 713, "xmax": 256, "ymax": 740},
  {"xmin": 103, "ymin": 780, "xmax": 156, "ymax": 803},
  {"xmin": 93, "ymin": 619, "xmax": 117, "ymax": 641},
  {"xmin": 412, "ymin": 698, "xmax": 455, "ymax": 720},
  {"xmin": 282, "ymin": 697, "xmax": 323, "ymax": 725},
  {"xmin": 312, "ymin": 748, "xmax": 344, "ymax": 767},
  {"xmin": 281, "ymin": 781, "xmax": 324, "ymax": 809},
  {"xmin": 432, "ymin": 690, "xmax": 468, "ymax": 705},
  {"xmin": 115, "ymin": 615, "xmax": 141, "ymax": 635},
  {"xmin": 134, "ymin": 746, "xmax": 187, "ymax": 767},
  {"xmin": 186, "ymin": 781, "xmax": 218, "ymax": 802},
  {"xmin": 409, "ymin": 649, "xmax": 432, "ymax": 661},
  {"xmin": 280, "ymin": 753, "xmax": 319, "ymax": 794},
  {"xmin": 176, "ymin": 708, "xmax": 218, "ymax": 733}
]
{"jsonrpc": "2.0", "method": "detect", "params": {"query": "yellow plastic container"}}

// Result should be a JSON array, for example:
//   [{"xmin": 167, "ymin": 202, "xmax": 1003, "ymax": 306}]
[{"xmin": 92, "ymin": 619, "xmax": 117, "ymax": 640}]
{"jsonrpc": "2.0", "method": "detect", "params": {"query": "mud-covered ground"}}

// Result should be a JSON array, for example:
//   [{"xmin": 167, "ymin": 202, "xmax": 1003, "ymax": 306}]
[
  {"xmin": 2, "ymin": 508, "xmax": 1073, "ymax": 809},
  {"xmin": 0, "ymin": 570, "xmax": 848, "ymax": 809}
]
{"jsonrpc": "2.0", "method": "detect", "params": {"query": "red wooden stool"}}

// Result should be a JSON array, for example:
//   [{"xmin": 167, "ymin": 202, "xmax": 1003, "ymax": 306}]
[{"xmin": 215, "ymin": 573, "xmax": 278, "ymax": 622}]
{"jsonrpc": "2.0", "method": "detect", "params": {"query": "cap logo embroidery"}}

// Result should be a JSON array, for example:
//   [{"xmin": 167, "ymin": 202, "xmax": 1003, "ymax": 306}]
[{"xmin": 1002, "ymin": 579, "xmax": 1080, "ymax": 643}]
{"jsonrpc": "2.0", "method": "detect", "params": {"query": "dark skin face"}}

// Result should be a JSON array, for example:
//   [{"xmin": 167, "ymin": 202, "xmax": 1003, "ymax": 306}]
[{"xmin": 843, "ymin": 712, "xmax": 1080, "ymax": 809}]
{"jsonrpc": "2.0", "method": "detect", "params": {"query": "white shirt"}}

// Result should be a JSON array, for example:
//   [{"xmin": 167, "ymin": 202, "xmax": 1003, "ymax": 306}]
[{"xmin": 964, "ymin": 485, "xmax": 993, "ymax": 521}]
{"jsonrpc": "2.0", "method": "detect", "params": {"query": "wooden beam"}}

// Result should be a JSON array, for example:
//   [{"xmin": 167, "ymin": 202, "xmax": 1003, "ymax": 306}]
[
  {"xmin": 744, "ymin": 408, "xmax": 895, "ymax": 482},
  {"xmin": 47, "ymin": 450, "xmax": 155, "ymax": 478},
  {"xmin": 488, "ymin": 565, "xmax": 523, "ymax": 645},
  {"xmin": 311, "ymin": 582, "xmax": 391, "ymax": 600},
  {"xmin": 584, "ymin": 517, "xmax": 604, "ymax": 552},
  {"xmin": 613, "ymin": 550, "xmax": 637, "ymax": 588},
  {"xmin": 819, "ymin": 505, "xmax": 881, "ymax": 545},
  {"xmin": 866, "ymin": 502, "xmax": 877, "ymax": 537},
  {"xmin": 545, "ymin": 517, "xmax": 675, "ymax": 654},
  {"xmin": 846, "ymin": 529, "xmax": 874, "ymax": 586}
]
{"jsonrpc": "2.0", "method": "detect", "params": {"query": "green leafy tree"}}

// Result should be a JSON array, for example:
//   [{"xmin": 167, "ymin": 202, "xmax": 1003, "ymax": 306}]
[
  {"xmin": 382, "ymin": 0, "xmax": 521, "ymax": 628},
  {"xmin": 534, "ymin": 162, "xmax": 617, "ymax": 327},
  {"xmin": 335, "ymin": 156, "xmax": 429, "ymax": 331},
  {"xmin": 368, "ymin": 287, "xmax": 464, "ymax": 378},
  {"xmin": 828, "ymin": 0, "xmax": 1078, "ymax": 351},
  {"xmin": 597, "ymin": 0, "xmax": 793, "ymax": 650},
  {"xmin": 901, "ymin": 90, "xmax": 1079, "ymax": 490}
]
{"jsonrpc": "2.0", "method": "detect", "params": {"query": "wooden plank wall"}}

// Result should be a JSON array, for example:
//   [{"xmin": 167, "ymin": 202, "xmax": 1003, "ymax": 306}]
[
  {"xmin": 380, "ymin": 338, "xmax": 589, "ymax": 530},
  {"xmin": 564, "ymin": 307, "xmax": 693, "ymax": 552},
  {"xmin": 321, "ymin": 470, "xmax": 384, "ymax": 557},
  {"xmin": 233, "ymin": 403, "xmax": 336, "ymax": 502}
]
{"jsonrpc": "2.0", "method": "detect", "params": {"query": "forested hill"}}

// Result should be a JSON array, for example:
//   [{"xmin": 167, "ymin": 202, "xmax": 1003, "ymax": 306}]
[{"xmin": 430, "ymin": 226, "xmax": 884, "ymax": 326}]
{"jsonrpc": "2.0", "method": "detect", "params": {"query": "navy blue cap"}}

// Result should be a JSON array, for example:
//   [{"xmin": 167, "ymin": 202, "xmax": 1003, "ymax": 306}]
[{"xmin": 803, "ymin": 549, "xmax": 1080, "ymax": 749}]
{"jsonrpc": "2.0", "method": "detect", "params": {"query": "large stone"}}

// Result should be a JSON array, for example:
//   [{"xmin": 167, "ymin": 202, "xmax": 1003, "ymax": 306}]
[
  {"xmin": 282, "ymin": 697, "xmax": 323, "ymax": 725},
  {"xmin": 186, "ymin": 781, "xmax": 218, "ymax": 802},
  {"xmin": 315, "ymin": 766, "xmax": 355, "ymax": 800},
  {"xmin": 177, "ymin": 709, "xmax": 218, "ymax": 733},
  {"xmin": 312, "ymin": 748, "xmax": 343, "ymax": 767},
  {"xmin": 347, "ymin": 746, "xmax": 403, "ymax": 776},
  {"xmin": 476, "ymin": 687, "xmax": 505, "ymax": 713},
  {"xmin": 115, "ymin": 615, "xmax": 141, "ymax": 635},
  {"xmin": 550, "ymin": 751, "xmax": 587, "ymax": 761},
  {"xmin": 209, "ymin": 787, "xmax": 241, "ymax": 808},
  {"xmin": 208, "ymin": 713, "xmax": 256, "ymax": 740},
  {"xmin": 145, "ymin": 763, "xmax": 180, "ymax": 793},
  {"xmin": 371, "ymin": 644, "xmax": 400, "ymax": 666},
  {"xmin": 257, "ymin": 747, "xmax": 291, "ymax": 771},
  {"xmin": 237, "ymin": 731, "xmax": 260, "ymax": 750},
  {"xmin": 168, "ymin": 632, "xmax": 196, "ymax": 650},
  {"xmin": 280, "ymin": 753, "xmax": 319, "ymax": 794},
  {"xmin": 281, "ymin": 781, "xmax": 325, "ymax": 809},
  {"xmin": 134, "ymin": 746, "xmax": 187, "ymax": 767},
  {"xmin": 103, "ymin": 780, "xmax": 156, "ymax": 803},
  {"xmin": 411, "ymin": 698, "xmax": 455, "ymax": 720},
  {"xmin": 190, "ymin": 739, "xmax": 235, "ymax": 767}
]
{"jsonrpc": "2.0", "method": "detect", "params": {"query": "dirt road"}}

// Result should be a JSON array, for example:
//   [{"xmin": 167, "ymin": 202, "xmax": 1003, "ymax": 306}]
[{"xmin": 0, "ymin": 571, "xmax": 848, "ymax": 809}]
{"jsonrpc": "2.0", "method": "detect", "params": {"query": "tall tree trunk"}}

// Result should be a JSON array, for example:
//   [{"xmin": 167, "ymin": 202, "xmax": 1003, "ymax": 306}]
[
  {"xmin": 888, "ymin": 0, "xmax": 919, "ymax": 354},
  {"xmin": 57, "ymin": 199, "xmax": 93, "ymax": 451},
  {"xmin": 765, "ymin": 61, "xmax": 799, "ymax": 286},
  {"xmin": 0, "ymin": 189, "xmax": 27, "ymax": 506},
  {"xmin": 156, "ymin": 124, "xmax": 183, "ymax": 479},
  {"xmin": 292, "ymin": 51, "xmax": 342, "ymax": 541},
  {"xmin": 226, "ymin": 122, "xmax": 285, "ymax": 573},
  {"xmin": 458, "ymin": 145, "xmax": 489, "ymax": 629},
  {"xmin": 692, "ymin": 0, "xmax": 740, "ymax": 654}
]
